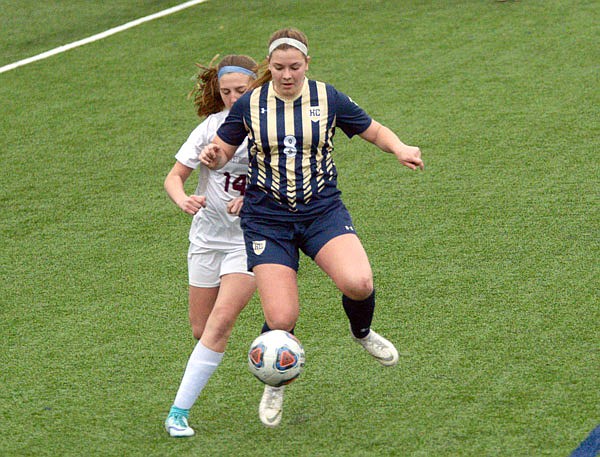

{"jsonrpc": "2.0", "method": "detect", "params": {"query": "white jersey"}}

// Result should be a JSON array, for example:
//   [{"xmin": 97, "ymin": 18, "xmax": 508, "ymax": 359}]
[{"xmin": 175, "ymin": 110, "xmax": 249, "ymax": 250}]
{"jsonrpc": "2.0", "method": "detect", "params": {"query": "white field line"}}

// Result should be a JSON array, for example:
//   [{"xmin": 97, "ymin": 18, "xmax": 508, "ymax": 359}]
[{"xmin": 0, "ymin": 0, "xmax": 209, "ymax": 74}]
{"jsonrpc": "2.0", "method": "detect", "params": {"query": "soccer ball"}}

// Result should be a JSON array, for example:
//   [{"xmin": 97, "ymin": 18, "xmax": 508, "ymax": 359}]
[{"xmin": 247, "ymin": 330, "xmax": 306, "ymax": 387}]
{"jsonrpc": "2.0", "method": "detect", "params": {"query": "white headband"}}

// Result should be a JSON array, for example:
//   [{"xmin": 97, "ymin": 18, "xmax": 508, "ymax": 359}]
[{"xmin": 268, "ymin": 38, "xmax": 308, "ymax": 56}]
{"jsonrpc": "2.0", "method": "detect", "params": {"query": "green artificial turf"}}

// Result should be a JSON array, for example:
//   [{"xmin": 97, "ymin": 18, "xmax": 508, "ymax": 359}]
[{"xmin": 1, "ymin": 1, "xmax": 598, "ymax": 455}]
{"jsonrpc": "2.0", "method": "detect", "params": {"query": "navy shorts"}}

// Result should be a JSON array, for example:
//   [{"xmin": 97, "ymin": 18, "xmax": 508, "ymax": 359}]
[{"xmin": 241, "ymin": 201, "xmax": 357, "ymax": 271}]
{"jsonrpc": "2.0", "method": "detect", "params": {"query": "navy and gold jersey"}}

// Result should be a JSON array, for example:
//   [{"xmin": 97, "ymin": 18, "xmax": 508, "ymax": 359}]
[{"xmin": 217, "ymin": 79, "xmax": 372, "ymax": 220}]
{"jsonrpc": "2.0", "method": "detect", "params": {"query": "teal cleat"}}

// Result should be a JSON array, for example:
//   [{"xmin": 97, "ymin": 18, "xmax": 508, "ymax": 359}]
[{"xmin": 165, "ymin": 410, "xmax": 195, "ymax": 437}]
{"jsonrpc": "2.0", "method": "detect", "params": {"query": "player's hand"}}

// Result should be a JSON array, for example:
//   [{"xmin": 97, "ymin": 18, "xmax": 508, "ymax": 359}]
[
  {"xmin": 226, "ymin": 197, "xmax": 244, "ymax": 216},
  {"xmin": 179, "ymin": 194, "xmax": 206, "ymax": 215},
  {"xmin": 199, "ymin": 143, "xmax": 224, "ymax": 169},
  {"xmin": 395, "ymin": 146, "xmax": 424, "ymax": 170}
]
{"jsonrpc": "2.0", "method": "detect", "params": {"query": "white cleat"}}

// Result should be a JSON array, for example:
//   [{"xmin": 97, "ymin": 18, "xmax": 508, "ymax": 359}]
[
  {"xmin": 352, "ymin": 329, "xmax": 399, "ymax": 366},
  {"xmin": 165, "ymin": 413, "xmax": 195, "ymax": 437},
  {"xmin": 259, "ymin": 385, "xmax": 285, "ymax": 428}
]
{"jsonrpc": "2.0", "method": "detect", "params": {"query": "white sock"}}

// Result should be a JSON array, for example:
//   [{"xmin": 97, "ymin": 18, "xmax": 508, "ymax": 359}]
[{"xmin": 173, "ymin": 341, "xmax": 224, "ymax": 410}]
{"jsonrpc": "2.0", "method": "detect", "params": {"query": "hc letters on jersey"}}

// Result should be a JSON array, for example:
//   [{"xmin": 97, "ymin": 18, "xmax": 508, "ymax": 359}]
[
  {"xmin": 309, "ymin": 107, "xmax": 321, "ymax": 122},
  {"xmin": 252, "ymin": 240, "xmax": 266, "ymax": 255}
]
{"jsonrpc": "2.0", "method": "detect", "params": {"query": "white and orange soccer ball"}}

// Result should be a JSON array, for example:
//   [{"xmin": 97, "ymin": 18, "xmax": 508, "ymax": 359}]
[{"xmin": 248, "ymin": 330, "xmax": 306, "ymax": 387}]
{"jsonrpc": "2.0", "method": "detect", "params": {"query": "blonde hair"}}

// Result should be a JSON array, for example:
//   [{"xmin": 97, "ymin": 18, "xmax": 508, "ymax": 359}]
[
  {"xmin": 189, "ymin": 54, "xmax": 258, "ymax": 118},
  {"xmin": 250, "ymin": 28, "xmax": 309, "ymax": 90}
]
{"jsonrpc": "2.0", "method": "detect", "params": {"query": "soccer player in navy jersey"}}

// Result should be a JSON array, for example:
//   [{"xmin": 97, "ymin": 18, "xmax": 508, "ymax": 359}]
[{"xmin": 200, "ymin": 28, "xmax": 424, "ymax": 427}]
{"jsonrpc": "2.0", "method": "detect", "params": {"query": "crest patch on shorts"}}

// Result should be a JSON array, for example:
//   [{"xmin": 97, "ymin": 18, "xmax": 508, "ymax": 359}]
[{"xmin": 252, "ymin": 240, "xmax": 266, "ymax": 255}]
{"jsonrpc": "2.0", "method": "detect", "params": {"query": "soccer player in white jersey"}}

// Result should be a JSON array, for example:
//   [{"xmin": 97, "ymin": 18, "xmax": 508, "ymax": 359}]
[
  {"xmin": 200, "ymin": 28, "xmax": 424, "ymax": 428},
  {"xmin": 163, "ymin": 55, "xmax": 258, "ymax": 437}
]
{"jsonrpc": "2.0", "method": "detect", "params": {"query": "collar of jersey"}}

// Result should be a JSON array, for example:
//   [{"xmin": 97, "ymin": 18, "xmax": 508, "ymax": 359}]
[{"xmin": 271, "ymin": 78, "xmax": 309, "ymax": 102}]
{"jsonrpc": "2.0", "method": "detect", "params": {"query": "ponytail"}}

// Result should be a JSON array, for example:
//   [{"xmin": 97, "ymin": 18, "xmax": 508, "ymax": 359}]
[
  {"xmin": 189, "ymin": 55, "xmax": 223, "ymax": 118},
  {"xmin": 249, "ymin": 59, "xmax": 272, "ymax": 90}
]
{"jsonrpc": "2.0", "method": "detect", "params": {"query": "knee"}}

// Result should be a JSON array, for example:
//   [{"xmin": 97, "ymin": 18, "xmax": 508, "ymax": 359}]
[
  {"xmin": 265, "ymin": 311, "xmax": 297, "ymax": 333},
  {"xmin": 207, "ymin": 308, "xmax": 237, "ymax": 338},
  {"xmin": 341, "ymin": 274, "xmax": 373, "ymax": 301}
]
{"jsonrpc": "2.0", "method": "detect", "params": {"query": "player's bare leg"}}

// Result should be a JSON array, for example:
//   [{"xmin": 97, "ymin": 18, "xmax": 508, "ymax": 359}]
[
  {"xmin": 188, "ymin": 286, "xmax": 219, "ymax": 340},
  {"xmin": 166, "ymin": 274, "xmax": 255, "ymax": 437},
  {"xmin": 253, "ymin": 263, "xmax": 299, "ymax": 332},
  {"xmin": 253, "ymin": 264, "xmax": 299, "ymax": 426},
  {"xmin": 200, "ymin": 273, "xmax": 256, "ymax": 352},
  {"xmin": 315, "ymin": 234, "xmax": 399, "ymax": 366}
]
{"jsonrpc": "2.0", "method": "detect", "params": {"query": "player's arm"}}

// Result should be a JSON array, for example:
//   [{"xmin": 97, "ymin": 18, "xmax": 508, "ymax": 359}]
[
  {"xmin": 164, "ymin": 161, "xmax": 206, "ymax": 215},
  {"xmin": 199, "ymin": 134, "xmax": 238, "ymax": 170},
  {"xmin": 359, "ymin": 120, "xmax": 424, "ymax": 170}
]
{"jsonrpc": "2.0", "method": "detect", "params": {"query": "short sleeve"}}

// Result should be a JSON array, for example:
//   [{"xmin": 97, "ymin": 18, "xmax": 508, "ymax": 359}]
[
  {"xmin": 175, "ymin": 117, "xmax": 214, "ymax": 169},
  {"xmin": 331, "ymin": 87, "xmax": 372, "ymax": 138},
  {"xmin": 216, "ymin": 92, "xmax": 251, "ymax": 146}
]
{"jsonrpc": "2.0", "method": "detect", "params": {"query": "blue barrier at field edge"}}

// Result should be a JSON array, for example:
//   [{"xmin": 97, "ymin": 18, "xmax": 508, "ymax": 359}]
[{"xmin": 570, "ymin": 425, "xmax": 600, "ymax": 457}]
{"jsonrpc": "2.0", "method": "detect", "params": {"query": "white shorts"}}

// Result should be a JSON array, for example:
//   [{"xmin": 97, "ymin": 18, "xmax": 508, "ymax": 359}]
[{"xmin": 187, "ymin": 244, "xmax": 253, "ymax": 288}]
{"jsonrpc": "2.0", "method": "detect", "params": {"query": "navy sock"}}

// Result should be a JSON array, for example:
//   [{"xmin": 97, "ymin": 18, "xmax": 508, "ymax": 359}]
[
  {"xmin": 261, "ymin": 322, "xmax": 295, "ymax": 334},
  {"xmin": 343, "ymin": 290, "xmax": 375, "ymax": 339}
]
